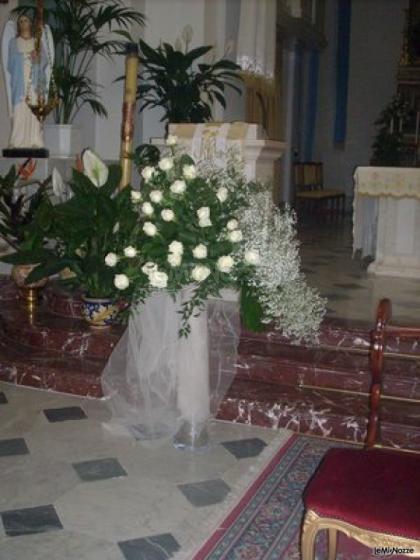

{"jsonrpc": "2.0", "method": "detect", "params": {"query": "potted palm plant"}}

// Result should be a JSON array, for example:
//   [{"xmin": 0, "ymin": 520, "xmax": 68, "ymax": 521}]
[
  {"xmin": 135, "ymin": 29, "xmax": 242, "ymax": 129},
  {"xmin": 2, "ymin": 151, "xmax": 139, "ymax": 327},
  {"xmin": 14, "ymin": 0, "xmax": 144, "ymax": 156}
]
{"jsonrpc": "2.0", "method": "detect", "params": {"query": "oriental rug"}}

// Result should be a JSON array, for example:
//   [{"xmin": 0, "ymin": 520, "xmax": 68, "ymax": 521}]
[{"xmin": 191, "ymin": 435, "xmax": 401, "ymax": 560}]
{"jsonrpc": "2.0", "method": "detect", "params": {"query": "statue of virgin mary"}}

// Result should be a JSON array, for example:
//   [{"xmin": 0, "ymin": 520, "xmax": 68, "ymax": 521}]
[{"xmin": 2, "ymin": 13, "xmax": 54, "ymax": 153}]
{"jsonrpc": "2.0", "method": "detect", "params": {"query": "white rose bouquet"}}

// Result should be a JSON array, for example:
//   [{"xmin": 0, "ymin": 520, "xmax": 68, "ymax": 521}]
[
  {"xmin": 110, "ymin": 139, "xmax": 325, "ymax": 340},
  {"xmin": 112, "ymin": 141, "xmax": 249, "ymax": 335}
]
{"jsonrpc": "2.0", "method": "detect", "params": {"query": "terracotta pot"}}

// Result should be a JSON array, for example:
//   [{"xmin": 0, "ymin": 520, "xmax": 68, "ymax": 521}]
[{"xmin": 81, "ymin": 296, "xmax": 119, "ymax": 329}]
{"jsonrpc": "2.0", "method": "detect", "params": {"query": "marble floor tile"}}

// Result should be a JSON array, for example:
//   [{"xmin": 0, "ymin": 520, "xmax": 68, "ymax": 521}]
[
  {"xmin": 73, "ymin": 457, "xmax": 127, "ymax": 482},
  {"xmin": 177, "ymin": 479, "xmax": 230, "ymax": 507},
  {"xmin": 44, "ymin": 406, "xmax": 87, "ymax": 423},
  {"xmin": 0, "ymin": 456, "xmax": 79, "ymax": 511},
  {"xmin": 118, "ymin": 533, "xmax": 180, "ymax": 560},
  {"xmin": 1, "ymin": 505, "xmax": 63, "ymax": 537},
  {"xmin": 0, "ymin": 382, "xmax": 293, "ymax": 558},
  {"xmin": 221, "ymin": 437, "xmax": 267, "ymax": 459},
  {"xmin": 0, "ymin": 531, "xmax": 123, "ymax": 560},
  {"xmin": 0, "ymin": 438, "xmax": 29, "ymax": 457}
]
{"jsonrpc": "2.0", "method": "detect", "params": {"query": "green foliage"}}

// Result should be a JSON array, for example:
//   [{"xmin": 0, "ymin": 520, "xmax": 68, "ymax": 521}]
[
  {"xmin": 14, "ymin": 1, "xmax": 144, "ymax": 124},
  {"xmin": 3, "ymin": 162, "xmax": 139, "ymax": 299},
  {"xmin": 240, "ymin": 284, "xmax": 265, "ymax": 332},
  {"xmin": 135, "ymin": 34, "xmax": 242, "ymax": 126},
  {"xmin": 371, "ymin": 94, "xmax": 411, "ymax": 166},
  {"xmin": 0, "ymin": 166, "xmax": 50, "ymax": 252}
]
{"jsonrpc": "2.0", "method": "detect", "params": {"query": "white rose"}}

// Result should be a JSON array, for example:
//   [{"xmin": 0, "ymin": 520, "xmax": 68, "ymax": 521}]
[
  {"xmin": 191, "ymin": 265, "xmax": 211, "ymax": 283},
  {"xmin": 170, "ymin": 180, "xmax": 186, "ymax": 194},
  {"xmin": 141, "ymin": 261, "xmax": 158, "ymax": 276},
  {"xmin": 183, "ymin": 164, "xmax": 197, "ymax": 180},
  {"xmin": 123, "ymin": 246, "xmax": 137, "ymax": 258},
  {"xmin": 161, "ymin": 209, "xmax": 175, "ymax": 222},
  {"xmin": 131, "ymin": 190, "xmax": 142, "ymax": 203},
  {"xmin": 244, "ymin": 249, "xmax": 260, "ymax": 265},
  {"xmin": 149, "ymin": 270, "xmax": 168, "ymax": 289},
  {"xmin": 82, "ymin": 149, "xmax": 109, "ymax": 187},
  {"xmin": 168, "ymin": 252, "xmax": 182, "ymax": 267},
  {"xmin": 143, "ymin": 222, "xmax": 157, "ymax": 237},
  {"xmin": 105, "ymin": 252, "xmax": 118, "ymax": 267},
  {"xmin": 168, "ymin": 240, "xmax": 183, "ymax": 255},
  {"xmin": 114, "ymin": 274, "xmax": 129, "ymax": 290},
  {"xmin": 216, "ymin": 187, "xmax": 228, "ymax": 202},
  {"xmin": 228, "ymin": 229, "xmax": 243, "ymax": 243},
  {"xmin": 158, "ymin": 157, "xmax": 174, "ymax": 171},
  {"xmin": 166, "ymin": 134, "xmax": 178, "ymax": 146},
  {"xmin": 150, "ymin": 190, "xmax": 163, "ymax": 204},
  {"xmin": 227, "ymin": 219, "xmax": 238, "ymax": 231},
  {"xmin": 192, "ymin": 244, "xmax": 207, "ymax": 259},
  {"xmin": 217, "ymin": 255, "xmax": 234, "ymax": 273},
  {"xmin": 141, "ymin": 166, "xmax": 155, "ymax": 182},
  {"xmin": 141, "ymin": 202, "xmax": 154, "ymax": 216},
  {"xmin": 197, "ymin": 207, "xmax": 210, "ymax": 221}
]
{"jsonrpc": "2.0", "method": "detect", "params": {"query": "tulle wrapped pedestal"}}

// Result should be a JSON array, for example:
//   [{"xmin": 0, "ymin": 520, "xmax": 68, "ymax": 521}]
[{"xmin": 101, "ymin": 288, "xmax": 239, "ymax": 450}]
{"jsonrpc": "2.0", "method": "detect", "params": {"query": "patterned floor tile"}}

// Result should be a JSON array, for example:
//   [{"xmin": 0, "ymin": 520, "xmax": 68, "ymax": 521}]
[
  {"xmin": 177, "ymin": 479, "xmax": 230, "ymax": 507},
  {"xmin": 221, "ymin": 437, "xmax": 267, "ymax": 459},
  {"xmin": 72, "ymin": 457, "xmax": 127, "ymax": 482},
  {"xmin": 118, "ymin": 533, "xmax": 180, "ymax": 560},
  {"xmin": 1, "ymin": 505, "xmax": 63, "ymax": 537},
  {"xmin": 0, "ymin": 438, "xmax": 29, "ymax": 457},
  {"xmin": 43, "ymin": 407, "xmax": 87, "ymax": 423}
]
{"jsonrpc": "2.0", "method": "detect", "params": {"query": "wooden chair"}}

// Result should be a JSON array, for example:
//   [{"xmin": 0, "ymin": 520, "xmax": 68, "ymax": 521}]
[
  {"xmin": 301, "ymin": 299, "xmax": 420, "ymax": 559},
  {"xmin": 294, "ymin": 162, "xmax": 346, "ymax": 216}
]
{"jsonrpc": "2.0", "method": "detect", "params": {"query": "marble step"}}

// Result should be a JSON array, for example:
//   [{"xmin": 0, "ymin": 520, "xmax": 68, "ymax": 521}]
[
  {"xmin": 0, "ymin": 300, "xmax": 123, "ymax": 360},
  {"xmin": 218, "ymin": 379, "xmax": 420, "ymax": 451},
  {"xmin": 217, "ymin": 379, "xmax": 369, "ymax": 444},
  {"xmin": 380, "ymin": 398, "xmax": 420, "ymax": 452},
  {"xmin": 44, "ymin": 283, "xmax": 84, "ymax": 319},
  {"xmin": 0, "ymin": 333, "xmax": 104, "ymax": 397},
  {"xmin": 237, "ymin": 348, "xmax": 420, "ymax": 400},
  {"xmin": 241, "ymin": 317, "xmax": 420, "ymax": 355}
]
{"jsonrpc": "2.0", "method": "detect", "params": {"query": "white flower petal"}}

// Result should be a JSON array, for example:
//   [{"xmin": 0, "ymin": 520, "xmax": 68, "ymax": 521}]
[{"xmin": 82, "ymin": 149, "xmax": 109, "ymax": 187}]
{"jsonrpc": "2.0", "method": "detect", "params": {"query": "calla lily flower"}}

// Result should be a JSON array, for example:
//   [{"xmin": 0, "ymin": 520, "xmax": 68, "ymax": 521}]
[
  {"xmin": 52, "ymin": 167, "xmax": 66, "ymax": 199},
  {"xmin": 82, "ymin": 149, "xmax": 109, "ymax": 187}
]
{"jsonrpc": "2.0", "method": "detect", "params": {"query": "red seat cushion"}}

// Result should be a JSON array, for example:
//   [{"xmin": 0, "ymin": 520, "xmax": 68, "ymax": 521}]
[{"xmin": 304, "ymin": 447, "xmax": 420, "ymax": 540}]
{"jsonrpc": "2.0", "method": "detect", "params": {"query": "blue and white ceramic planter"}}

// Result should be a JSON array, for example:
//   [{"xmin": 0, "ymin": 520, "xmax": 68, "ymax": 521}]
[{"xmin": 81, "ymin": 296, "xmax": 119, "ymax": 328}]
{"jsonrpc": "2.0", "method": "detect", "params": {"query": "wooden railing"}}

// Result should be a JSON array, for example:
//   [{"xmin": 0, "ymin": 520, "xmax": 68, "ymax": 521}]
[{"xmin": 367, "ymin": 299, "xmax": 420, "ymax": 449}]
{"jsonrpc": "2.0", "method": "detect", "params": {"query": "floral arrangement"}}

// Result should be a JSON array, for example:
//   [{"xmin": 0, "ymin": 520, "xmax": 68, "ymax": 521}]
[
  {"xmin": 105, "ymin": 137, "xmax": 325, "ymax": 340},
  {"xmin": 3, "ymin": 139, "xmax": 325, "ymax": 340},
  {"xmin": 2, "ymin": 150, "xmax": 139, "ymax": 300}
]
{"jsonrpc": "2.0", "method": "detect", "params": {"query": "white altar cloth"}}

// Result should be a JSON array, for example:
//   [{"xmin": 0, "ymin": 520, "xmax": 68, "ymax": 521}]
[{"xmin": 353, "ymin": 166, "xmax": 420, "ymax": 279}]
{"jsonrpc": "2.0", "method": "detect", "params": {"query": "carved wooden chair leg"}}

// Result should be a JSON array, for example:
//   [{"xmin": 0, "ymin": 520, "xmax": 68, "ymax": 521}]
[
  {"xmin": 328, "ymin": 528, "xmax": 338, "ymax": 560},
  {"xmin": 301, "ymin": 510, "xmax": 319, "ymax": 560}
]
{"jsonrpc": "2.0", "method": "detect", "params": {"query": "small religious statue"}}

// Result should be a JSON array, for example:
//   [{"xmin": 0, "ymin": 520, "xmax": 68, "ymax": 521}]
[{"xmin": 1, "ymin": 12, "xmax": 55, "ymax": 157}]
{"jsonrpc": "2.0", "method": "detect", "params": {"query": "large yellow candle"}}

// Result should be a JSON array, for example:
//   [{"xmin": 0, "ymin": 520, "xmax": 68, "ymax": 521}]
[{"xmin": 120, "ymin": 44, "xmax": 140, "ymax": 189}]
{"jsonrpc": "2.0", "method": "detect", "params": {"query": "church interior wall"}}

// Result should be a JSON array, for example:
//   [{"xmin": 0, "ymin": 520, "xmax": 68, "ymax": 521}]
[{"xmin": 313, "ymin": 0, "xmax": 407, "ymax": 200}]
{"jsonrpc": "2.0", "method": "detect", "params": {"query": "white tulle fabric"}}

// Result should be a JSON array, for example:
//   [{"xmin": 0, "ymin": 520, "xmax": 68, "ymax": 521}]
[{"xmin": 101, "ymin": 287, "xmax": 240, "ymax": 447}]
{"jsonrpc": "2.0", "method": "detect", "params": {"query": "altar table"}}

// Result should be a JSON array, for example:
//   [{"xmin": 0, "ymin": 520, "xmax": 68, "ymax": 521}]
[{"xmin": 353, "ymin": 166, "xmax": 420, "ymax": 279}]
